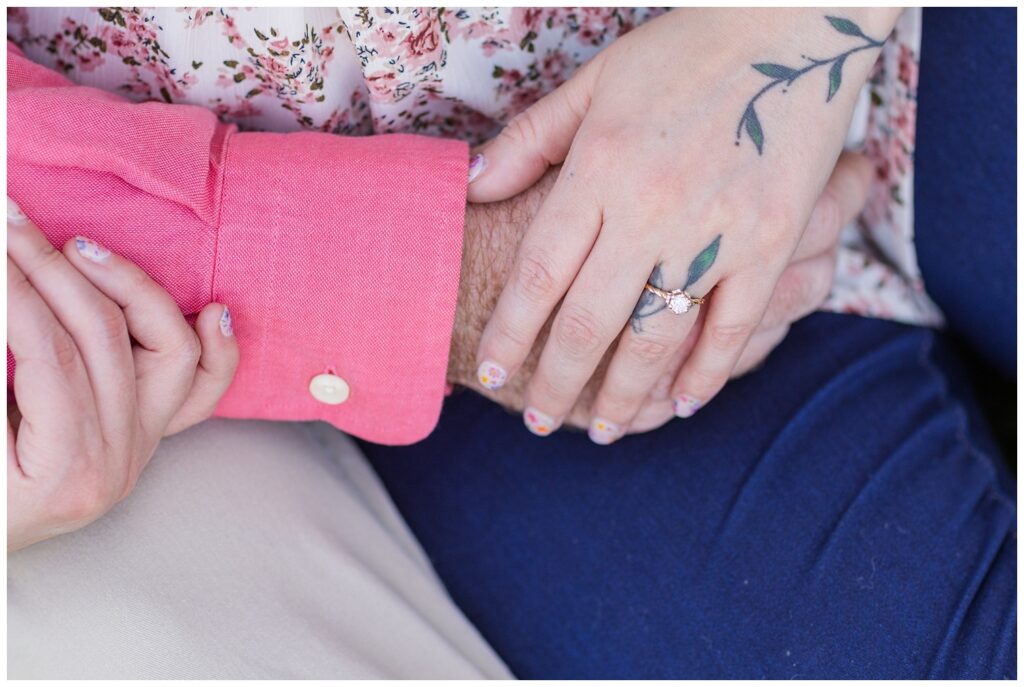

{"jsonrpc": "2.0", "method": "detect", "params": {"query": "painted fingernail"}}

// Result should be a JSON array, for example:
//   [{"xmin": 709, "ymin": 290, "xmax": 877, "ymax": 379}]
[
  {"xmin": 219, "ymin": 305, "xmax": 234, "ymax": 337},
  {"xmin": 75, "ymin": 236, "xmax": 111, "ymax": 263},
  {"xmin": 588, "ymin": 417, "xmax": 622, "ymax": 445},
  {"xmin": 524, "ymin": 406, "xmax": 558, "ymax": 437},
  {"xmin": 467, "ymin": 153, "xmax": 486, "ymax": 183},
  {"xmin": 673, "ymin": 394, "xmax": 703, "ymax": 418},
  {"xmin": 7, "ymin": 197, "xmax": 28, "ymax": 224},
  {"xmin": 476, "ymin": 359, "xmax": 507, "ymax": 390}
]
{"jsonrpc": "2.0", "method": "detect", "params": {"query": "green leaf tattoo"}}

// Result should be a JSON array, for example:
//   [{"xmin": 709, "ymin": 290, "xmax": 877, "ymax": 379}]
[
  {"xmin": 685, "ymin": 235, "xmax": 721, "ymax": 289},
  {"xmin": 827, "ymin": 16, "xmax": 867, "ymax": 38},
  {"xmin": 827, "ymin": 55, "xmax": 846, "ymax": 102},
  {"xmin": 735, "ymin": 15, "xmax": 884, "ymax": 155},
  {"xmin": 630, "ymin": 235, "xmax": 722, "ymax": 333},
  {"xmin": 741, "ymin": 105, "xmax": 764, "ymax": 155},
  {"xmin": 753, "ymin": 63, "xmax": 800, "ymax": 81}
]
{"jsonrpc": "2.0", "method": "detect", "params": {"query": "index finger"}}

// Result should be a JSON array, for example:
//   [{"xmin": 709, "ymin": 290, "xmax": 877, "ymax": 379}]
[{"xmin": 474, "ymin": 171, "xmax": 603, "ymax": 392}]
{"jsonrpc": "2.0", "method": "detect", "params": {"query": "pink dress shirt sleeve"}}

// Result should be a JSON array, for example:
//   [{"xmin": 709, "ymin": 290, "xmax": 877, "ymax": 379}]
[{"xmin": 7, "ymin": 41, "xmax": 470, "ymax": 445}]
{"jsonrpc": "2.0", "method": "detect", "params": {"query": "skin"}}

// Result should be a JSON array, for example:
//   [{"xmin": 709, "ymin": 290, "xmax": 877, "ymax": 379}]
[
  {"xmin": 6, "ymin": 135, "xmax": 870, "ymax": 547},
  {"xmin": 7, "ymin": 210, "xmax": 239, "ymax": 551},
  {"xmin": 467, "ymin": 8, "xmax": 901, "ymax": 442},
  {"xmin": 449, "ymin": 151, "xmax": 875, "ymax": 433}
]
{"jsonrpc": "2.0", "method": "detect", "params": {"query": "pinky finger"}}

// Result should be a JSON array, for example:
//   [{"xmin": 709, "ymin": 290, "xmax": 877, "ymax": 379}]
[
  {"xmin": 164, "ymin": 303, "xmax": 239, "ymax": 436},
  {"xmin": 670, "ymin": 280, "xmax": 770, "ymax": 418}
]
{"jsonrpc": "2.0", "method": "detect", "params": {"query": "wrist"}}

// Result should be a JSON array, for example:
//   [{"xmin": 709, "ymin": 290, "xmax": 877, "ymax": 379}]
[{"xmin": 447, "ymin": 168, "xmax": 558, "ymax": 389}]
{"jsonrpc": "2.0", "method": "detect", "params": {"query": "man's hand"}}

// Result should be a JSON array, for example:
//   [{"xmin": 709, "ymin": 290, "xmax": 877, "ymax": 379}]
[{"xmin": 449, "ymin": 151, "xmax": 873, "ymax": 435}]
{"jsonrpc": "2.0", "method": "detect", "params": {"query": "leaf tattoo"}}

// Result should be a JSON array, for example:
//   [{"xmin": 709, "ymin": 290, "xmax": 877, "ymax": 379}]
[
  {"xmin": 826, "ymin": 16, "xmax": 868, "ymax": 38},
  {"xmin": 741, "ymin": 105, "xmax": 765, "ymax": 156},
  {"xmin": 735, "ymin": 15, "xmax": 884, "ymax": 155},
  {"xmin": 827, "ymin": 55, "xmax": 847, "ymax": 102},
  {"xmin": 630, "ymin": 235, "xmax": 722, "ymax": 333},
  {"xmin": 685, "ymin": 235, "xmax": 721, "ymax": 288}
]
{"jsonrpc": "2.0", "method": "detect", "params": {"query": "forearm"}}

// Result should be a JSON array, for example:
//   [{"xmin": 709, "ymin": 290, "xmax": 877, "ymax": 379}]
[{"xmin": 8, "ymin": 41, "xmax": 469, "ymax": 444}]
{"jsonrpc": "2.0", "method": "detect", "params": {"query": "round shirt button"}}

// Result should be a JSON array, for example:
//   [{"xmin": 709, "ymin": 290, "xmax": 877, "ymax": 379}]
[{"xmin": 308, "ymin": 373, "xmax": 350, "ymax": 405}]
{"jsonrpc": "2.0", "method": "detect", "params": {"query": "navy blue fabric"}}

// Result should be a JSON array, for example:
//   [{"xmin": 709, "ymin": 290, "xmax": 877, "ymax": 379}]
[
  {"xmin": 358, "ymin": 8, "xmax": 1016, "ymax": 680},
  {"xmin": 915, "ymin": 7, "xmax": 1017, "ymax": 376},
  {"xmin": 361, "ymin": 315, "xmax": 1015, "ymax": 679}
]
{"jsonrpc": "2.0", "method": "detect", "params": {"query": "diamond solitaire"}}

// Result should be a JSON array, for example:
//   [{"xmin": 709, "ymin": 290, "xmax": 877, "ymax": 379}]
[
  {"xmin": 642, "ymin": 283, "xmax": 707, "ymax": 315},
  {"xmin": 667, "ymin": 291, "xmax": 693, "ymax": 314}
]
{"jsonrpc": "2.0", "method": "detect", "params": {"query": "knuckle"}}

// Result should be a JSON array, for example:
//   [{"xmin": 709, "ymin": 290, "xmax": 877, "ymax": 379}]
[
  {"xmin": 553, "ymin": 304, "xmax": 604, "ymax": 359},
  {"xmin": 755, "ymin": 202, "xmax": 800, "ymax": 253},
  {"xmin": 500, "ymin": 109, "xmax": 542, "ymax": 149},
  {"xmin": 8, "ymin": 264, "xmax": 33, "ymax": 299},
  {"xmin": 625, "ymin": 332, "xmax": 677, "ymax": 365},
  {"xmin": 24, "ymin": 238, "xmax": 64, "ymax": 276},
  {"xmin": 491, "ymin": 315, "xmax": 534, "ymax": 352},
  {"xmin": 92, "ymin": 302, "xmax": 129, "ymax": 345},
  {"xmin": 171, "ymin": 329, "xmax": 202, "ymax": 369},
  {"xmin": 513, "ymin": 250, "xmax": 561, "ymax": 306},
  {"xmin": 708, "ymin": 322, "xmax": 755, "ymax": 350},
  {"xmin": 43, "ymin": 329, "xmax": 82, "ymax": 373},
  {"xmin": 754, "ymin": 226, "xmax": 789, "ymax": 255},
  {"xmin": 683, "ymin": 366, "xmax": 726, "ymax": 398},
  {"xmin": 126, "ymin": 268, "xmax": 156, "ymax": 298}
]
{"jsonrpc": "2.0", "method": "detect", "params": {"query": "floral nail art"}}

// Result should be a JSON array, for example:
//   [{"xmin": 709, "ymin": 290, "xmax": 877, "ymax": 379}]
[
  {"xmin": 673, "ymin": 394, "xmax": 703, "ymax": 418},
  {"xmin": 524, "ymin": 406, "xmax": 557, "ymax": 437},
  {"xmin": 476, "ymin": 359, "xmax": 507, "ymax": 390},
  {"xmin": 219, "ymin": 306, "xmax": 234, "ymax": 337},
  {"xmin": 467, "ymin": 153, "xmax": 486, "ymax": 183},
  {"xmin": 588, "ymin": 417, "xmax": 622, "ymax": 445},
  {"xmin": 75, "ymin": 236, "xmax": 111, "ymax": 263}
]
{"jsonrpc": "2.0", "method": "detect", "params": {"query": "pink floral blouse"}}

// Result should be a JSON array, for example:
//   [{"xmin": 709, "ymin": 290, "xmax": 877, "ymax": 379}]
[{"xmin": 7, "ymin": 7, "xmax": 943, "ymax": 326}]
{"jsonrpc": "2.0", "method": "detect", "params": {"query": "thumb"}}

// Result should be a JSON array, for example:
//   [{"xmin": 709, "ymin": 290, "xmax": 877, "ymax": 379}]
[{"xmin": 467, "ymin": 55, "xmax": 600, "ymax": 203}]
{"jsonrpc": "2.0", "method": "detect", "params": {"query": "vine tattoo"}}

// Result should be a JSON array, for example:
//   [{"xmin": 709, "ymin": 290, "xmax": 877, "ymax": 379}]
[
  {"xmin": 631, "ymin": 235, "xmax": 721, "ymax": 333},
  {"xmin": 736, "ymin": 16, "xmax": 884, "ymax": 155}
]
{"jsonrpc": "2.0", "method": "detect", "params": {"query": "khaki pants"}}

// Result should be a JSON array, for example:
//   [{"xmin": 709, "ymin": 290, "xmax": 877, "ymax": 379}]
[{"xmin": 8, "ymin": 420, "xmax": 511, "ymax": 679}]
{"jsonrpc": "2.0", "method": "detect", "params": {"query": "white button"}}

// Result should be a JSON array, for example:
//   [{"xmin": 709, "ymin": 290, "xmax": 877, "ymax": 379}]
[{"xmin": 309, "ymin": 373, "xmax": 350, "ymax": 405}]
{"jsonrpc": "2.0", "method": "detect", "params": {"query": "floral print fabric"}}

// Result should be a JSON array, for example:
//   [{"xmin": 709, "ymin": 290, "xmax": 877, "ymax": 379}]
[{"xmin": 7, "ymin": 7, "xmax": 943, "ymax": 327}]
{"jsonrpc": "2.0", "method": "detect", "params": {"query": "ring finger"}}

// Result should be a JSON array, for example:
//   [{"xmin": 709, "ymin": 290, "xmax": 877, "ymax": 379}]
[{"xmin": 586, "ymin": 234, "xmax": 723, "ymax": 444}]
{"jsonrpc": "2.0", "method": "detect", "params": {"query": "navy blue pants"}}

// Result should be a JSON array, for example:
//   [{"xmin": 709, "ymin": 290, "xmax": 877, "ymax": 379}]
[{"xmin": 358, "ymin": 8, "xmax": 1016, "ymax": 679}]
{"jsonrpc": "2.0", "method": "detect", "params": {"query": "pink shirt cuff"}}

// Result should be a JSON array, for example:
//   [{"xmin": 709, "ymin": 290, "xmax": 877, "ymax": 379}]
[
  {"xmin": 212, "ymin": 131, "xmax": 469, "ymax": 443},
  {"xmin": 7, "ymin": 40, "xmax": 470, "ymax": 445}
]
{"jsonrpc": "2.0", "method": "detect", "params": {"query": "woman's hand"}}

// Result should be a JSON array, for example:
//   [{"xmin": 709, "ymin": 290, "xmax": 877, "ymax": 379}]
[
  {"xmin": 466, "ymin": 8, "xmax": 898, "ymax": 440},
  {"xmin": 7, "ymin": 201, "xmax": 239, "ymax": 551},
  {"xmin": 451, "ymin": 149, "xmax": 874, "ymax": 438}
]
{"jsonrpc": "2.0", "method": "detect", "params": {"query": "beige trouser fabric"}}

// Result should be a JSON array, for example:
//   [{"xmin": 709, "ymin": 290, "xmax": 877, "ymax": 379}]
[{"xmin": 8, "ymin": 419, "xmax": 512, "ymax": 679}]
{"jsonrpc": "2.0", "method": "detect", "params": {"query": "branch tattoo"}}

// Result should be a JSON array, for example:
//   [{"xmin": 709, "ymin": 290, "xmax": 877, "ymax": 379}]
[
  {"xmin": 630, "ymin": 17, "xmax": 882, "ymax": 333},
  {"xmin": 631, "ymin": 235, "xmax": 721, "ymax": 333},
  {"xmin": 736, "ymin": 16, "xmax": 884, "ymax": 155}
]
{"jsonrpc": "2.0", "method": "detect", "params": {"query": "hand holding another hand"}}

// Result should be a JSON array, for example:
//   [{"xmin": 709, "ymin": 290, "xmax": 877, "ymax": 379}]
[
  {"xmin": 7, "ymin": 204, "xmax": 239, "ymax": 550},
  {"xmin": 460, "ymin": 8, "xmax": 895, "ymax": 441},
  {"xmin": 450, "ymin": 148, "xmax": 874, "ymax": 438}
]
